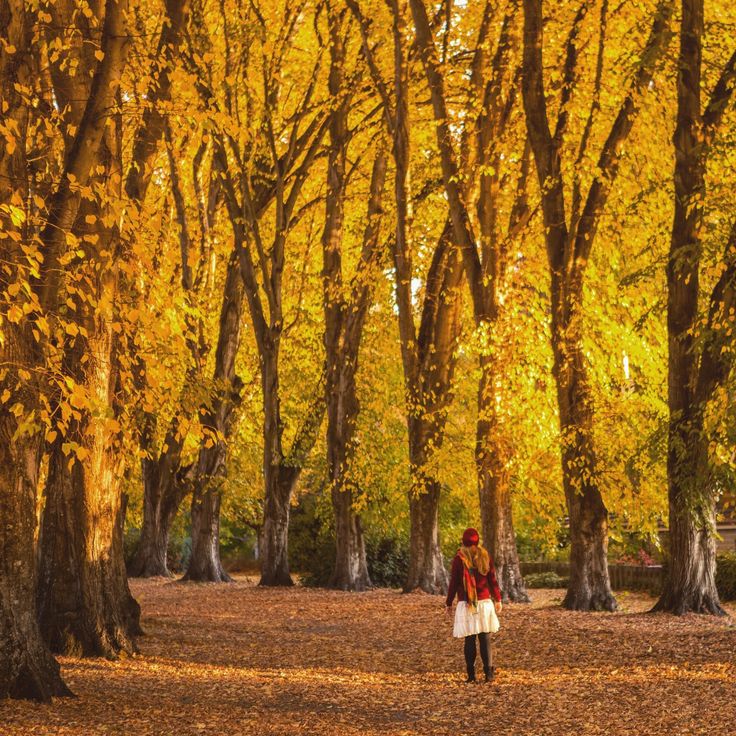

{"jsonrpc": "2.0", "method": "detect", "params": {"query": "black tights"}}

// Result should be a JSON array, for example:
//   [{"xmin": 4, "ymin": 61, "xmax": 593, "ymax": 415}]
[{"xmin": 464, "ymin": 633, "xmax": 491, "ymax": 680}]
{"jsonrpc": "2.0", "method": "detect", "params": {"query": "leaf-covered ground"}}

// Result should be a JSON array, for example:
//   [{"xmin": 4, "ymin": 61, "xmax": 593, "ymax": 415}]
[{"xmin": 3, "ymin": 578, "xmax": 735, "ymax": 735}]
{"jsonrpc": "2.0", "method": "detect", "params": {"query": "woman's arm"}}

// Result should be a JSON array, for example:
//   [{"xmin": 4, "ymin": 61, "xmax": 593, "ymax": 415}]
[{"xmin": 445, "ymin": 555, "xmax": 462, "ymax": 607}]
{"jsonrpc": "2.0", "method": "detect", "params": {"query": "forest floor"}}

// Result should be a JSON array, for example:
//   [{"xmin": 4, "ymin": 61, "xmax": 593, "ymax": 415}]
[{"xmin": 2, "ymin": 578, "xmax": 735, "ymax": 736}]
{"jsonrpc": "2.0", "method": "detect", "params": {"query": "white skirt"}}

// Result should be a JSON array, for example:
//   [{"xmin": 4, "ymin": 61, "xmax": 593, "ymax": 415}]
[{"xmin": 453, "ymin": 599, "xmax": 500, "ymax": 638}]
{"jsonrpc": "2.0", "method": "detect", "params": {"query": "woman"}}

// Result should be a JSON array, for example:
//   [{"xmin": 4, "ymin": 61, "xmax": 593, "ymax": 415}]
[{"xmin": 445, "ymin": 527, "xmax": 502, "ymax": 683}]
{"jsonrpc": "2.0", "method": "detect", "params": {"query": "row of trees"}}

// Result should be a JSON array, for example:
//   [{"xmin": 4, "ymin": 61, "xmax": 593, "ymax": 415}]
[{"xmin": 1, "ymin": 0, "xmax": 735, "ymax": 701}]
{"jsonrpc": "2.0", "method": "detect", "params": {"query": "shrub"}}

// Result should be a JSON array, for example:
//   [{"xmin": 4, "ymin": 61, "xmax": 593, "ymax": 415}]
[
  {"xmin": 123, "ymin": 525, "xmax": 191, "ymax": 574},
  {"xmin": 524, "ymin": 571, "xmax": 569, "ymax": 589},
  {"xmin": 288, "ymin": 498, "xmax": 334, "ymax": 587},
  {"xmin": 716, "ymin": 552, "xmax": 736, "ymax": 601},
  {"xmin": 366, "ymin": 536, "xmax": 409, "ymax": 588}
]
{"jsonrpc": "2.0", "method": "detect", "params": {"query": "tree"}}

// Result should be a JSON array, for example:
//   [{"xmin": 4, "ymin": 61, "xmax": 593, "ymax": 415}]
[
  {"xmin": 123, "ymin": 0, "xmax": 196, "ymax": 579},
  {"xmin": 183, "ymin": 252, "xmax": 245, "ymax": 582},
  {"xmin": 0, "ymin": 0, "xmax": 71, "ymax": 701},
  {"xmin": 653, "ymin": 0, "xmax": 736, "ymax": 615},
  {"xmin": 34, "ymin": 0, "xmax": 144, "ymax": 658},
  {"xmin": 520, "ymin": 0, "xmax": 674, "ymax": 610},
  {"xmin": 348, "ymin": 0, "xmax": 469, "ymax": 594},
  {"xmin": 320, "ymin": 4, "xmax": 390, "ymax": 591},
  {"xmin": 187, "ymin": 0, "xmax": 329, "ymax": 584},
  {"xmin": 408, "ymin": 0, "xmax": 533, "ymax": 602}
]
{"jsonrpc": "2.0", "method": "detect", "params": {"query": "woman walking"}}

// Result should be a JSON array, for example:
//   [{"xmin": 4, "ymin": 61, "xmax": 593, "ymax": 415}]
[{"xmin": 445, "ymin": 528, "xmax": 502, "ymax": 683}]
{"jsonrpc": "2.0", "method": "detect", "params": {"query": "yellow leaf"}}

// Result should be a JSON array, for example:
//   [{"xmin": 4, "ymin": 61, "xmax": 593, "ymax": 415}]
[{"xmin": 7, "ymin": 304, "xmax": 23, "ymax": 323}]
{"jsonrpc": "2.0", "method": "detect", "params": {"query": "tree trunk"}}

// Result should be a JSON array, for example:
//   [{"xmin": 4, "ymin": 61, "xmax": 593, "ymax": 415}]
[
  {"xmin": 405, "ymin": 468, "xmax": 446, "ymax": 594},
  {"xmin": 653, "ymin": 418, "xmax": 723, "ymax": 614},
  {"xmin": 259, "ymin": 465, "xmax": 297, "ymax": 587},
  {"xmin": 326, "ymin": 353, "xmax": 371, "ymax": 591},
  {"xmin": 552, "ymin": 295, "xmax": 616, "ymax": 612},
  {"xmin": 321, "ymin": 18, "xmax": 385, "ymax": 591},
  {"xmin": 476, "ymin": 357, "xmax": 529, "ymax": 602},
  {"xmin": 184, "ymin": 457, "xmax": 231, "ymax": 583},
  {"xmin": 128, "ymin": 452, "xmax": 186, "ymax": 577},
  {"xmin": 520, "ymin": 0, "xmax": 674, "ymax": 611},
  {"xmin": 0, "ymin": 0, "xmax": 72, "ymax": 701},
  {"xmin": 0, "ymin": 347, "xmax": 71, "ymax": 700},
  {"xmin": 257, "ymin": 333, "xmax": 293, "ymax": 587},
  {"xmin": 38, "ymin": 336, "xmax": 141, "ymax": 656},
  {"xmin": 183, "ymin": 254, "xmax": 243, "ymax": 582},
  {"xmin": 330, "ymin": 484, "xmax": 371, "ymax": 591},
  {"xmin": 651, "ymin": 0, "xmax": 736, "ymax": 615}
]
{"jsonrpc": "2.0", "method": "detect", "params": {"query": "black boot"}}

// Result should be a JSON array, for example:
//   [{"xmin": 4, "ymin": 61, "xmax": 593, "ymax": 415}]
[{"xmin": 484, "ymin": 665, "xmax": 496, "ymax": 683}]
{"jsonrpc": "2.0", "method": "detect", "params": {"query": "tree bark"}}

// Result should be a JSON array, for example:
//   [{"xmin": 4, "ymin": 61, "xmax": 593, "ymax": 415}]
[
  {"xmin": 183, "ymin": 253, "xmax": 244, "ymax": 582},
  {"xmin": 38, "ymin": 310, "xmax": 141, "ymax": 656},
  {"xmin": 405, "ymin": 453, "xmax": 447, "ymax": 594},
  {"xmin": 553, "ymin": 280, "xmax": 616, "ymax": 612},
  {"xmin": 0, "ymin": 409, "xmax": 71, "ymax": 700},
  {"xmin": 654, "ymin": 416, "xmax": 723, "ymax": 614},
  {"xmin": 259, "ymin": 463, "xmax": 297, "ymax": 587}
]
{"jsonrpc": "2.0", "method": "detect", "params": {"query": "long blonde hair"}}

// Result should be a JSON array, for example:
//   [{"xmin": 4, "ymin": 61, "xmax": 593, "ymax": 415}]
[{"xmin": 459, "ymin": 543, "xmax": 490, "ymax": 575}]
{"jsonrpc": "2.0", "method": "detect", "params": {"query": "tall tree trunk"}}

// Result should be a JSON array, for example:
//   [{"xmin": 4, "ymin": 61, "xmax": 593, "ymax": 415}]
[
  {"xmin": 257, "ymin": 341, "xmax": 324, "ymax": 587},
  {"xmin": 654, "ymin": 415, "xmax": 722, "ymax": 614},
  {"xmin": 258, "ymin": 343, "xmax": 295, "ymax": 586},
  {"xmin": 321, "ymin": 13, "xmax": 386, "ymax": 591},
  {"xmin": 183, "ymin": 253, "xmax": 244, "ymax": 582},
  {"xmin": 38, "ymin": 287, "xmax": 141, "ymax": 656},
  {"xmin": 124, "ymin": 0, "xmax": 193, "ymax": 579},
  {"xmin": 476, "ymin": 356, "xmax": 529, "ymax": 602},
  {"xmin": 0, "ymin": 0, "xmax": 70, "ymax": 701},
  {"xmin": 401, "ymin": 223, "xmax": 463, "ymax": 594},
  {"xmin": 653, "ymin": 0, "xmax": 736, "ymax": 614},
  {"xmin": 405, "ymin": 443, "xmax": 447, "ymax": 593},
  {"xmin": 407, "ymin": 0, "xmax": 526, "ymax": 595},
  {"xmin": 552, "ymin": 282, "xmax": 615, "ymax": 612},
  {"xmin": 128, "ymin": 449, "xmax": 188, "ymax": 577},
  {"xmin": 0, "ymin": 406, "xmax": 71, "ymax": 700},
  {"xmin": 36, "ymin": 0, "xmax": 140, "ymax": 655}
]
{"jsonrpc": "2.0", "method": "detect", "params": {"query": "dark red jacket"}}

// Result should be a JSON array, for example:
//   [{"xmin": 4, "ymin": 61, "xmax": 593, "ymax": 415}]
[{"xmin": 445, "ymin": 552, "xmax": 502, "ymax": 607}]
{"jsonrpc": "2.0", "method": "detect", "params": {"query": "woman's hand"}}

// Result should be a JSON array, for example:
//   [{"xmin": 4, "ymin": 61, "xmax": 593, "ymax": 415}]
[
  {"xmin": 444, "ymin": 604, "xmax": 453, "ymax": 618},
  {"xmin": 496, "ymin": 600, "xmax": 503, "ymax": 613}
]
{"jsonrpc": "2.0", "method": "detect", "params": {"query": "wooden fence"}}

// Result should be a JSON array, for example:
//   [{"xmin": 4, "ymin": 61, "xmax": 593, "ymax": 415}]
[{"xmin": 520, "ymin": 561, "xmax": 664, "ymax": 592}]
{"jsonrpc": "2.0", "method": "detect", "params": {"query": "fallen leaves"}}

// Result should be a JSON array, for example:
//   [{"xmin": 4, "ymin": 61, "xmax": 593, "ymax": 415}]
[{"xmin": 2, "ymin": 580, "xmax": 734, "ymax": 735}]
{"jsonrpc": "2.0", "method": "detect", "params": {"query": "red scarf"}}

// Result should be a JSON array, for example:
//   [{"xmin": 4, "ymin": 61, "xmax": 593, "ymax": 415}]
[{"xmin": 458, "ymin": 547, "xmax": 479, "ymax": 612}]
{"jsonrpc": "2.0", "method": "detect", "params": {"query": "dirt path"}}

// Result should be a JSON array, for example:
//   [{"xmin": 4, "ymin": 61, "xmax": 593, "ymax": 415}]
[{"xmin": 3, "ymin": 578, "xmax": 735, "ymax": 735}]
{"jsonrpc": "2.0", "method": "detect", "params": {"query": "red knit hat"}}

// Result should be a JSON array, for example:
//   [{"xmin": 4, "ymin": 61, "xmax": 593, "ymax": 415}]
[{"xmin": 462, "ymin": 527, "xmax": 479, "ymax": 546}]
